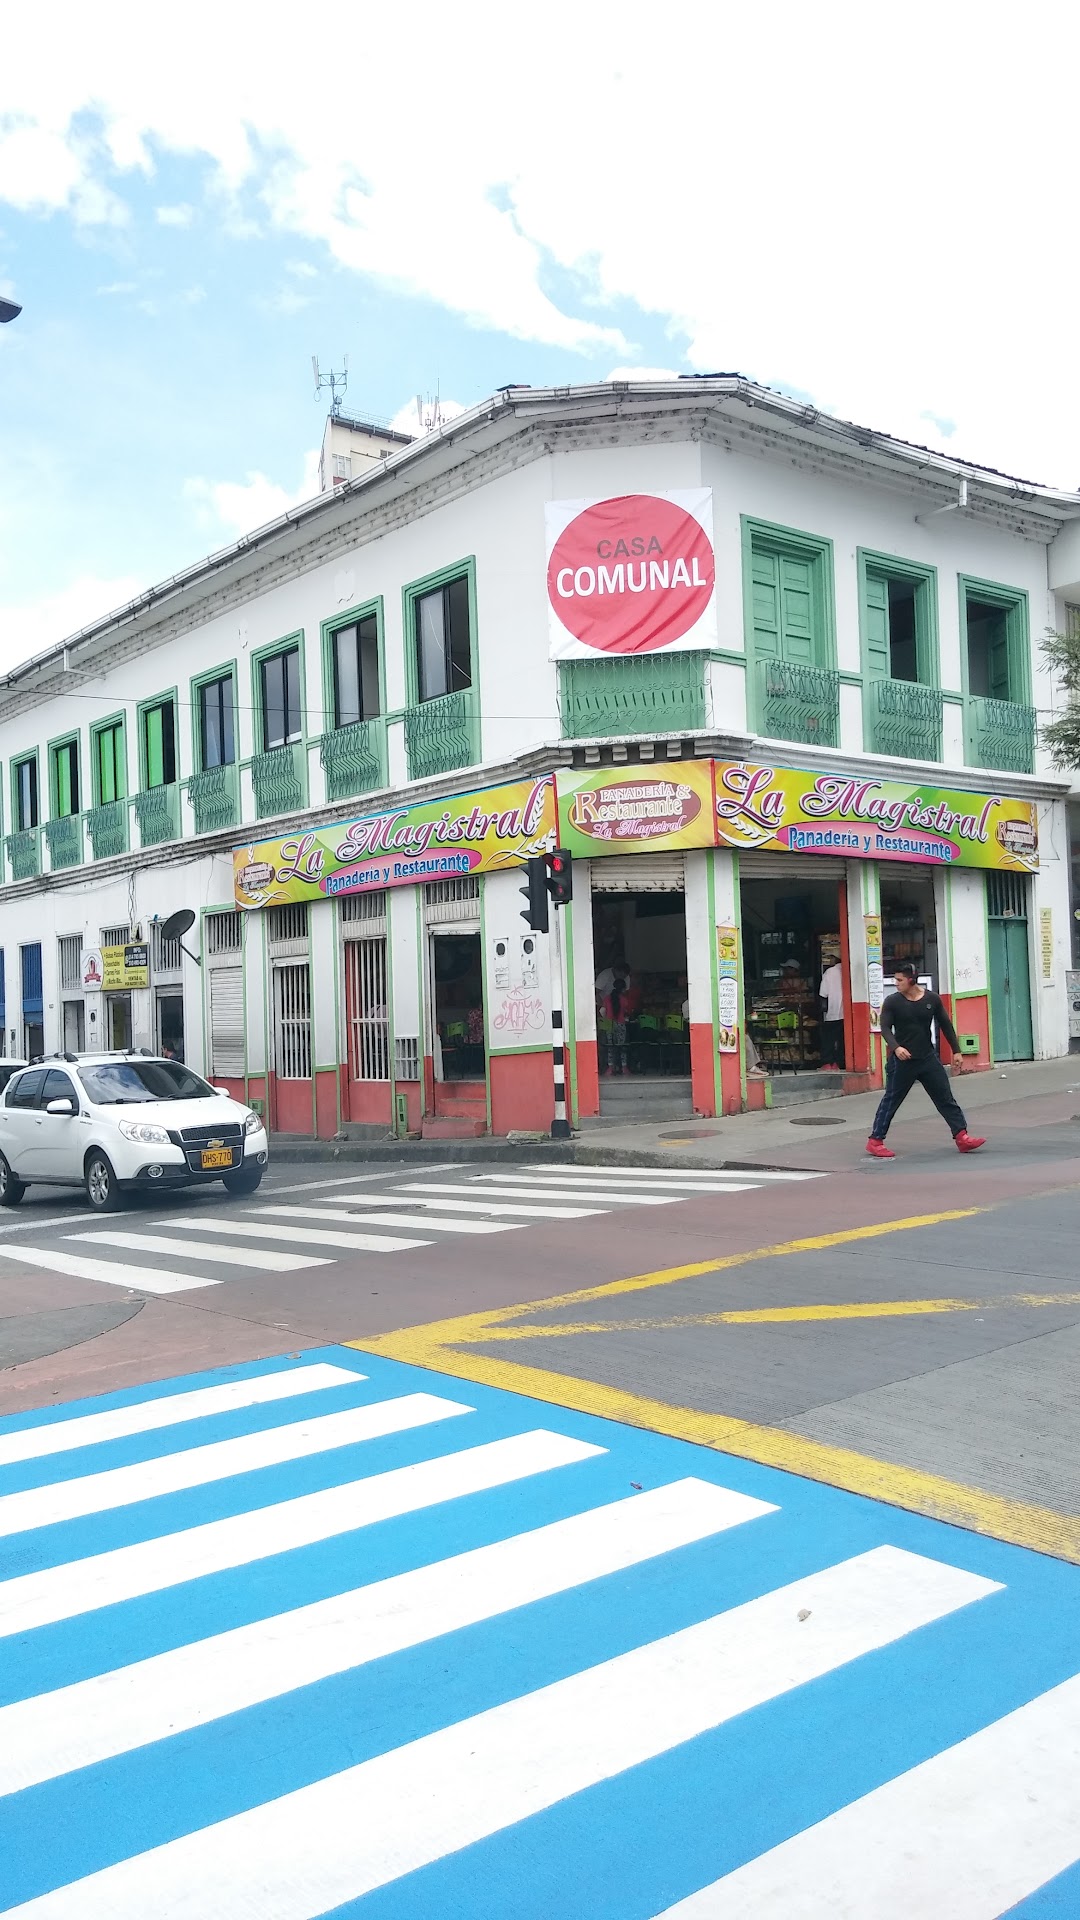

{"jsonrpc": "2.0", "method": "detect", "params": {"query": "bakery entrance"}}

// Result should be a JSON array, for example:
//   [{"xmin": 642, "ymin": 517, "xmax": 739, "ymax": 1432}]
[
  {"xmin": 879, "ymin": 864, "xmax": 940, "ymax": 992},
  {"xmin": 591, "ymin": 855, "xmax": 690, "ymax": 1115},
  {"xmin": 741, "ymin": 865, "xmax": 844, "ymax": 1075}
]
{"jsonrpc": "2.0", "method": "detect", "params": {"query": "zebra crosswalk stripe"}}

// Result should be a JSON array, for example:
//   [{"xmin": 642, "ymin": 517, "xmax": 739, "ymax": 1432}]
[
  {"xmin": 0, "ymin": 1547, "xmax": 997, "ymax": 1920},
  {"xmin": 470, "ymin": 1172, "xmax": 762, "ymax": 1195},
  {"xmin": 403, "ymin": 1181, "xmax": 683, "ymax": 1206},
  {"xmin": 151, "ymin": 1216, "xmax": 432, "ymax": 1252},
  {"xmin": 254, "ymin": 1203, "xmax": 520, "ymax": 1235},
  {"xmin": 312, "ymin": 1191, "xmax": 604, "ymax": 1218},
  {"xmin": 63, "ymin": 1229, "xmax": 333, "ymax": 1271},
  {"xmin": 0, "ymin": 1394, "xmax": 469, "ymax": 1538},
  {"xmin": 0, "ymin": 1477, "xmax": 772, "ymax": 1797},
  {"xmin": 513, "ymin": 1164, "xmax": 826, "ymax": 1184},
  {"xmin": 0, "ymin": 1243, "xmax": 219, "ymax": 1295}
]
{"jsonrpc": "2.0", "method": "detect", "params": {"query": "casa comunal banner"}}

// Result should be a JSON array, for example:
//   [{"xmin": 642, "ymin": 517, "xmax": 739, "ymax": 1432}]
[
  {"xmin": 546, "ymin": 490, "xmax": 717, "ymax": 659},
  {"xmin": 713, "ymin": 763, "xmax": 1039, "ymax": 871},
  {"xmin": 233, "ymin": 775, "xmax": 557, "ymax": 910}
]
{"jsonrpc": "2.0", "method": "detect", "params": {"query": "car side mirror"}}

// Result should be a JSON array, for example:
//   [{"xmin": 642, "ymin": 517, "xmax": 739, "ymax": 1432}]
[{"xmin": 46, "ymin": 1097, "xmax": 78, "ymax": 1116}]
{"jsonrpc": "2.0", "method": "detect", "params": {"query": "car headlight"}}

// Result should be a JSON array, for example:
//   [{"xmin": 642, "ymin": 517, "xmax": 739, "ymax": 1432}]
[
  {"xmin": 243, "ymin": 1111, "xmax": 263, "ymax": 1134},
  {"xmin": 117, "ymin": 1120, "xmax": 172, "ymax": 1145}
]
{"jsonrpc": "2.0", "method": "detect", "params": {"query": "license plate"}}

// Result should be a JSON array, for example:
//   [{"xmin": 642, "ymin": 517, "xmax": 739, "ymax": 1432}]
[{"xmin": 201, "ymin": 1148, "xmax": 234, "ymax": 1169}]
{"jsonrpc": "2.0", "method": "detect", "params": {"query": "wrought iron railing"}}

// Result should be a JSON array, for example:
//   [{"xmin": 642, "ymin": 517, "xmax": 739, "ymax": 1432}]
[
  {"xmin": 250, "ymin": 744, "xmax": 305, "ymax": 818},
  {"xmin": 86, "ymin": 800, "xmax": 129, "ymax": 860},
  {"xmin": 320, "ymin": 719, "xmax": 386, "ymax": 804},
  {"xmin": 187, "ymin": 763, "xmax": 240, "ymax": 835},
  {"xmin": 868, "ymin": 678, "xmax": 944, "ymax": 761},
  {"xmin": 558, "ymin": 653, "xmax": 707, "ymax": 740},
  {"xmin": 967, "ymin": 696, "xmax": 1036, "ymax": 775},
  {"xmin": 4, "ymin": 827, "xmax": 41, "ymax": 881},
  {"xmin": 757, "ymin": 659, "xmax": 840, "ymax": 749},
  {"xmin": 404, "ymin": 692, "xmax": 477, "ymax": 782},
  {"xmin": 134, "ymin": 782, "xmax": 180, "ymax": 847},
  {"xmin": 44, "ymin": 815, "xmax": 83, "ymax": 870}
]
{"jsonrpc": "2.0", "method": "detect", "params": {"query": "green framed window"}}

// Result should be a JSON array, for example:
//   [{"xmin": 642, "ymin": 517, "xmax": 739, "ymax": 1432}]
[
  {"xmin": 259, "ymin": 644, "xmax": 302, "ymax": 749},
  {"xmin": 198, "ymin": 672, "xmax": 236, "ymax": 769},
  {"xmin": 960, "ymin": 576, "xmax": 1030, "ymax": 705},
  {"xmin": 142, "ymin": 696, "xmax": 177, "ymax": 788},
  {"xmin": 92, "ymin": 717, "xmax": 127, "ymax": 805},
  {"xmin": 406, "ymin": 561, "xmax": 475, "ymax": 705},
  {"xmin": 51, "ymin": 737, "xmax": 80, "ymax": 817},
  {"xmin": 330, "ymin": 615, "xmax": 381, "ymax": 727},
  {"xmin": 743, "ymin": 519, "xmax": 835, "ymax": 672},
  {"xmin": 858, "ymin": 551, "xmax": 938, "ymax": 687},
  {"xmin": 13, "ymin": 755, "xmax": 39, "ymax": 831}
]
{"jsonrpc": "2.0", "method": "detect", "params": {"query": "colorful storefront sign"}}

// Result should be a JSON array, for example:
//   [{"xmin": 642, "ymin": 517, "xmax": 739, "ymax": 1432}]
[
  {"xmin": 865, "ymin": 915, "xmax": 884, "ymax": 1034},
  {"xmin": 102, "ymin": 944, "xmax": 149, "ymax": 990},
  {"xmin": 546, "ymin": 491, "xmax": 717, "ymax": 658},
  {"xmin": 713, "ymin": 763, "xmax": 1038, "ymax": 872},
  {"xmin": 233, "ymin": 776, "xmax": 557, "ymax": 910},
  {"xmin": 555, "ymin": 761, "xmax": 716, "ymax": 858}
]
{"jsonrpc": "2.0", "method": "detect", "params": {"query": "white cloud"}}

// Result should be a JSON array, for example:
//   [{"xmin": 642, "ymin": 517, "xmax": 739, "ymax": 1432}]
[
  {"xmin": 96, "ymin": 279, "xmax": 137, "ymax": 295},
  {"xmin": 606, "ymin": 366, "xmax": 682, "ymax": 383},
  {"xmin": 389, "ymin": 396, "xmax": 466, "ymax": 437},
  {"xmin": 0, "ymin": 573, "xmax": 142, "ymax": 673},
  {"xmin": 2, "ymin": 3, "xmax": 1080, "ymax": 478},
  {"xmin": 256, "ymin": 285, "xmax": 311, "ymax": 315},
  {"xmin": 285, "ymin": 259, "xmax": 317, "ymax": 279},
  {"xmin": 155, "ymin": 202, "xmax": 194, "ymax": 226},
  {"xmin": 183, "ymin": 449, "xmax": 322, "ymax": 538}
]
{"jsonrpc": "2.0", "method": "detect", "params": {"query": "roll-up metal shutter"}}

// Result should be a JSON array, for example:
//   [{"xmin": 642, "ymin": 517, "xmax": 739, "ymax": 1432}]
[
  {"xmin": 209, "ymin": 967, "xmax": 245, "ymax": 1078},
  {"xmin": 736, "ymin": 853, "xmax": 847, "ymax": 880},
  {"xmin": 590, "ymin": 852, "xmax": 685, "ymax": 892}
]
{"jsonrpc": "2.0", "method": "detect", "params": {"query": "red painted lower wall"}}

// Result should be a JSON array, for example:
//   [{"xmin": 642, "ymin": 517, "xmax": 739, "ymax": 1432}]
[
  {"xmin": 575, "ymin": 1039, "xmax": 599, "ymax": 1118},
  {"xmin": 434, "ymin": 1079, "xmax": 487, "ymax": 1119},
  {"xmin": 689, "ymin": 1024, "xmax": 716, "ymax": 1117},
  {"xmin": 950, "ymin": 993, "xmax": 992, "ymax": 1069},
  {"xmin": 719, "ymin": 1050, "xmax": 742, "ymax": 1115},
  {"xmin": 270, "ymin": 1075, "xmax": 313, "ymax": 1135},
  {"xmin": 346, "ymin": 1078, "xmax": 393, "ymax": 1126},
  {"xmin": 490, "ymin": 1052, "xmax": 555, "ymax": 1134},
  {"xmin": 211, "ymin": 1076, "xmax": 246, "ymax": 1104},
  {"xmin": 315, "ymin": 1069, "xmax": 338, "ymax": 1140}
]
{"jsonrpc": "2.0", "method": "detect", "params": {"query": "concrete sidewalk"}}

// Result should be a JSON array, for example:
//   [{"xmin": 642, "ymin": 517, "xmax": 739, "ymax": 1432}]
[{"xmin": 572, "ymin": 1056, "xmax": 1080, "ymax": 1171}]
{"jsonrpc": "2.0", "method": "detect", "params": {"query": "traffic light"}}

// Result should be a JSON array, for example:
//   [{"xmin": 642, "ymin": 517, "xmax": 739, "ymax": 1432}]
[
  {"xmin": 519, "ymin": 855, "xmax": 549, "ymax": 933},
  {"xmin": 545, "ymin": 847, "xmax": 573, "ymax": 909}
]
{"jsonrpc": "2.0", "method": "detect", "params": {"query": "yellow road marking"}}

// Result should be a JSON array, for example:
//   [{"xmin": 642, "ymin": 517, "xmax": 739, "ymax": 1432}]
[
  {"xmin": 470, "ymin": 1290, "xmax": 1080, "ymax": 1339},
  {"xmin": 349, "ymin": 1200, "xmax": 1080, "ymax": 1562}
]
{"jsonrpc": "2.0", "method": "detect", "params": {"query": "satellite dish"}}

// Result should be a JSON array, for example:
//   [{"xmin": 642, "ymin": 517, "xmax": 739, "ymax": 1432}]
[{"xmin": 160, "ymin": 908, "xmax": 196, "ymax": 942}]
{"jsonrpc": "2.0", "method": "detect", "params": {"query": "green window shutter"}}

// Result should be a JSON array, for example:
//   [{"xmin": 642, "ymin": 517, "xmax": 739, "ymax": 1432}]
[
  {"xmin": 145, "ymin": 707, "xmax": 164, "ymax": 786},
  {"xmin": 750, "ymin": 551, "xmax": 782, "ymax": 659},
  {"xmin": 98, "ymin": 729, "xmax": 114, "ymax": 804},
  {"xmin": 864, "ymin": 572, "xmax": 890, "ymax": 677},
  {"xmin": 55, "ymin": 745, "xmax": 75, "ymax": 816},
  {"xmin": 989, "ymin": 619, "xmax": 1012, "ymax": 702},
  {"xmin": 778, "ymin": 556, "xmax": 815, "ymax": 664}
]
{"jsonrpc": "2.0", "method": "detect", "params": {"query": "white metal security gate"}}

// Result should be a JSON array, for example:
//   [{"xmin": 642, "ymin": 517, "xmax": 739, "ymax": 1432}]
[
  {"xmin": 273, "ymin": 963, "xmax": 312, "ymax": 1080},
  {"xmin": 345, "ymin": 938, "xmax": 389, "ymax": 1081}
]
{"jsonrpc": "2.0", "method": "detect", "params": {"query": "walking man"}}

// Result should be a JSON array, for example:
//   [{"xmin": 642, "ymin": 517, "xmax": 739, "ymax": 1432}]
[{"xmin": 867, "ymin": 962, "xmax": 985, "ymax": 1158}]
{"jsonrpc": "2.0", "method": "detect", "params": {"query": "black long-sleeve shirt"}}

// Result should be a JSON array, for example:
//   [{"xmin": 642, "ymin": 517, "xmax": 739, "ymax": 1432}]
[{"xmin": 879, "ymin": 988, "xmax": 960, "ymax": 1061}]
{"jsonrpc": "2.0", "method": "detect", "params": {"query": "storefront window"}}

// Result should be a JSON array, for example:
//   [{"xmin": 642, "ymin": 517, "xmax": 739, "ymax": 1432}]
[
  {"xmin": 591, "ymin": 889, "xmax": 689, "ymax": 1080},
  {"xmin": 741, "ymin": 875, "xmax": 842, "ymax": 1074}
]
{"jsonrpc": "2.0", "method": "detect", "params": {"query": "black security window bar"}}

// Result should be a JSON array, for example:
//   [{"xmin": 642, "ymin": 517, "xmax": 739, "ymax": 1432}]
[
  {"xmin": 199, "ymin": 674, "xmax": 236, "ymax": 769},
  {"xmin": 332, "ymin": 618, "xmax": 380, "ymax": 727},
  {"xmin": 144, "ymin": 700, "xmax": 177, "ymax": 787},
  {"xmin": 415, "ymin": 577, "xmax": 472, "ymax": 702},
  {"xmin": 15, "ymin": 759, "xmax": 38, "ymax": 831},
  {"xmin": 53, "ymin": 741, "xmax": 79, "ymax": 816},
  {"xmin": 261, "ymin": 647, "xmax": 302, "ymax": 749}
]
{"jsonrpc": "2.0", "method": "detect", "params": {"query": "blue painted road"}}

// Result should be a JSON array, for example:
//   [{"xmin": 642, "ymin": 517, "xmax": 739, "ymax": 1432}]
[{"xmin": 1, "ymin": 1347, "xmax": 1079, "ymax": 1918}]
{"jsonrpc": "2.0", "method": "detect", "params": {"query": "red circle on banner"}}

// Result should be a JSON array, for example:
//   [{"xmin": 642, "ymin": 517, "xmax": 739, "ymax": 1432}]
[{"xmin": 547, "ymin": 494, "xmax": 715, "ymax": 654}]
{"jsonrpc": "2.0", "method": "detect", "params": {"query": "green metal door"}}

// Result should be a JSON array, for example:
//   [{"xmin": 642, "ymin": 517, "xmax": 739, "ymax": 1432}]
[{"xmin": 987, "ymin": 873, "xmax": 1033, "ymax": 1061}]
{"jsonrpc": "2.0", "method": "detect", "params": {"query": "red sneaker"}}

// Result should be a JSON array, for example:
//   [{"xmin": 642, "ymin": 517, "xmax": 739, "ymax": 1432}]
[
  {"xmin": 955, "ymin": 1131, "xmax": 986, "ymax": 1153},
  {"xmin": 866, "ymin": 1137, "xmax": 895, "ymax": 1159}
]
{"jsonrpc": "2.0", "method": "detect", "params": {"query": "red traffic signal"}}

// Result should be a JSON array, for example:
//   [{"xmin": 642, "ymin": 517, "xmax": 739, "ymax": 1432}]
[{"xmin": 545, "ymin": 847, "xmax": 573, "ymax": 910}]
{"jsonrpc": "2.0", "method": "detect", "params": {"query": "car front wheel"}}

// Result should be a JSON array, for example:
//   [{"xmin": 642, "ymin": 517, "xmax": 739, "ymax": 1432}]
[
  {"xmin": 222, "ymin": 1165, "xmax": 263, "ymax": 1196},
  {"xmin": 0, "ymin": 1153, "xmax": 26, "ymax": 1207},
  {"xmin": 85, "ymin": 1151, "xmax": 123, "ymax": 1213}
]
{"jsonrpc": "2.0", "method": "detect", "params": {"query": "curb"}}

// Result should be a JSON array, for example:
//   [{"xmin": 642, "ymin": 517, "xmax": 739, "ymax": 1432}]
[{"xmin": 266, "ymin": 1136, "xmax": 814, "ymax": 1175}]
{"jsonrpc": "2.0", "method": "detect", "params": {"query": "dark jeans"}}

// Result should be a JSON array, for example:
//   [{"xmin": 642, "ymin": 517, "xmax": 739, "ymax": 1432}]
[
  {"xmin": 871, "ymin": 1053, "xmax": 967, "ymax": 1140},
  {"xmin": 820, "ymin": 1020, "xmax": 845, "ymax": 1068}
]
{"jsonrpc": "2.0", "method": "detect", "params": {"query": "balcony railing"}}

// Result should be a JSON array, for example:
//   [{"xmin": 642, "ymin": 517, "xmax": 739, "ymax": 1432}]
[
  {"xmin": 188, "ymin": 763, "xmax": 240, "ymax": 835},
  {"xmin": 868, "ymin": 678, "xmax": 944, "ymax": 761},
  {"xmin": 5, "ymin": 827, "xmax": 41, "ymax": 881},
  {"xmin": 250, "ymin": 743, "xmax": 306, "ymax": 818},
  {"xmin": 44, "ymin": 814, "xmax": 84, "ymax": 870},
  {"xmin": 758, "ymin": 658, "xmax": 840, "ymax": 749},
  {"xmin": 559, "ymin": 653, "xmax": 707, "ymax": 740},
  {"xmin": 86, "ymin": 799, "xmax": 129, "ymax": 860},
  {"xmin": 320, "ymin": 719, "xmax": 386, "ymax": 804},
  {"xmin": 404, "ymin": 692, "xmax": 477, "ymax": 782},
  {"xmin": 967, "ymin": 696, "xmax": 1037, "ymax": 775},
  {"xmin": 134, "ymin": 782, "xmax": 180, "ymax": 847}
]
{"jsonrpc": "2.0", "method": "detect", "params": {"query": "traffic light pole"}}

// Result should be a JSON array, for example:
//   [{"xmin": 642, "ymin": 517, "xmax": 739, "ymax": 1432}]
[{"xmin": 549, "ymin": 902, "xmax": 571, "ymax": 1139}]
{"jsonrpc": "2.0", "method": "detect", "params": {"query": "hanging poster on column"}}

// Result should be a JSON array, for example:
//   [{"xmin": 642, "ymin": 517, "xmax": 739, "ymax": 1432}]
[
  {"xmin": 716, "ymin": 925, "xmax": 739, "ymax": 1051},
  {"xmin": 865, "ymin": 914, "xmax": 884, "ymax": 1033},
  {"xmin": 555, "ymin": 761, "xmax": 716, "ymax": 858}
]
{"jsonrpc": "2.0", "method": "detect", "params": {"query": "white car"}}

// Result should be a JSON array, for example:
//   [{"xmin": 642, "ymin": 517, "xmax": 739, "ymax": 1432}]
[{"xmin": 0, "ymin": 1052, "xmax": 269, "ymax": 1212}]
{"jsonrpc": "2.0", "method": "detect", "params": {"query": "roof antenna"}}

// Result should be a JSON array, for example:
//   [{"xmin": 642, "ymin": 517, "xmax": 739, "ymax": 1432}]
[
  {"xmin": 415, "ymin": 385, "xmax": 444, "ymax": 433},
  {"xmin": 312, "ymin": 355, "xmax": 349, "ymax": 417}
]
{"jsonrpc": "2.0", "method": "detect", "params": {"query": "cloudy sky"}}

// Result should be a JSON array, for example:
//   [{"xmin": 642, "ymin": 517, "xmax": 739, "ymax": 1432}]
[{"xmin": 1, "ymin": 0, "xmax": 1076, "ymax": 671}]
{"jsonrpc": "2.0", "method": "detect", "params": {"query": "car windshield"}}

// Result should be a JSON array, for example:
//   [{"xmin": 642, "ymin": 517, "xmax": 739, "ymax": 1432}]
[{"xmin": 77, "ymin": 1061, "xmax": 217, "ymax": 1105}]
